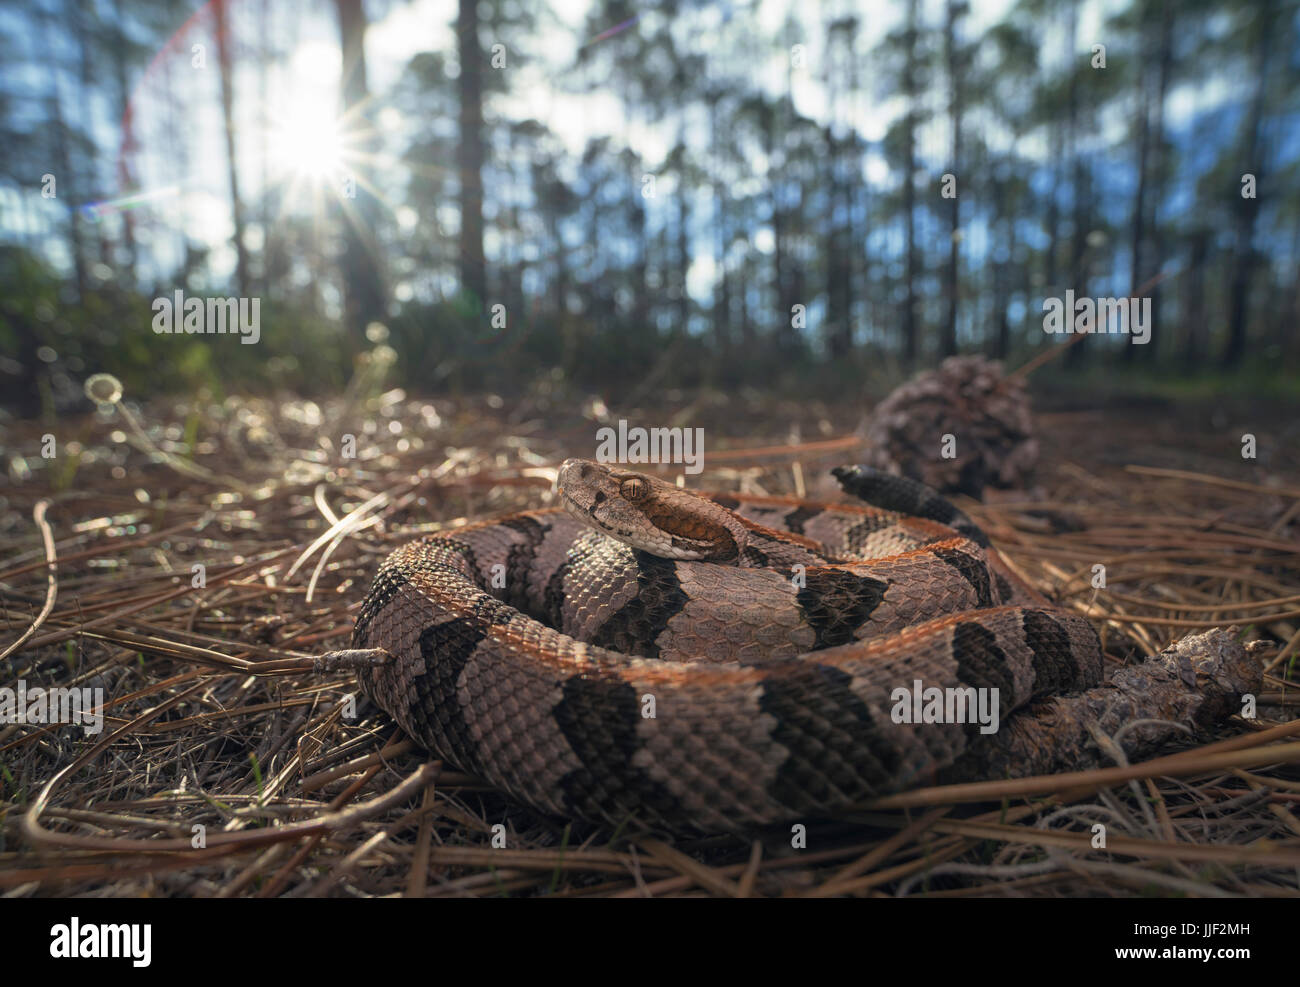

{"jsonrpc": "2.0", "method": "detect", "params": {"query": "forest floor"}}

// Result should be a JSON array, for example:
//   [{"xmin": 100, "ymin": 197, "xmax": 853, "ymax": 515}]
[{"xmin": 1, "ymin": 382, "xmax": 1299, "ymax": 898}]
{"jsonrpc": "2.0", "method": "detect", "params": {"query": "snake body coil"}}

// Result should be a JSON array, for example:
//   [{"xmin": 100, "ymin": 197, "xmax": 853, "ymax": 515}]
[{"xmin": 353, "ymin": 459, "xmax": 1103, "ymax": 832}]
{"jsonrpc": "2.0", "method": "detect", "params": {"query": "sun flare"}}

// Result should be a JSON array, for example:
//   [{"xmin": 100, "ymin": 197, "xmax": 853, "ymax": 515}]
[{"xmin": 270, "ymin": 103, "xmax": 348, "ymax": 180}]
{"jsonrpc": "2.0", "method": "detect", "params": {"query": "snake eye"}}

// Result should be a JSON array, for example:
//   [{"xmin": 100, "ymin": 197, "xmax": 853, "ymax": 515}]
[{"xmin": 619, "ymin": 477, "xmax": 649, "ymax": 503}]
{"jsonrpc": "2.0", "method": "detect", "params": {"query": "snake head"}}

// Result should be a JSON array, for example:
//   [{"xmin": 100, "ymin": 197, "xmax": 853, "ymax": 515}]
[{"xmin": 556, "ymin": 458, "xmax": 740, "ymax": 561}]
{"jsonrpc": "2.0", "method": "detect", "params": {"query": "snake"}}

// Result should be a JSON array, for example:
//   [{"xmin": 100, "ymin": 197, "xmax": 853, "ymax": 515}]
[{"xmin": 351, "ymin": 458, "xmax": 1104, "ymax": 832}]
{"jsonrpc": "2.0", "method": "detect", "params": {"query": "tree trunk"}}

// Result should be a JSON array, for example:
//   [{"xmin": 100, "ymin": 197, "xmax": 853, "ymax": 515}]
[
  {"xmin": 213, "ymin": 0, "xmax": 249, "ymax": 297},
  {"xmin": 1044, "ymin": 125, "xmax": 1062, "ymax": 295},
  {"xmin": 1124, "ymin": 23, "xmax": 1151, "ymax": 363},
  {"xmin": 1183, "ymin": 229, "xmax": 1209, "ymax": 370},
  {"xmin": 41, "ymin": 3, "xmax": 88, "ymax": 302},
  {"xmin": 1145, "ymin": 1, "xmax": 1175, "ymax": 358},
  {"xmin": 1064, "ymin": 1, "xmax": 1090, "ymax": 369},
  {"xmin": 900, "ymin": 0, "xmax": 920, "ymax": 365},
  {"xmin": 940, "ymin": 0, "xmax": 963, "ymax": 358},
  {"xmin": 1223, "ymin": 2, "xmax": 1275, "ymax": 367},
  {"xmin": 109, "ymin": 0, "xmax": 138, "ymax": 282},
  {"xmin": 709, "ymin": 93, "xmax": 731, "ymax": 357},
  {"xmin": 456, "ymin": 0, "xmax": 487, "ymax": 309},
  {"xmin": 825, "ymin": 127, "xmax": 852, "ymax": 359},
  {"xmin": 676, "ymin": 166, "xmax": 690, "ymax": 337},
  {"xmin": 335, "ymin": 0, "xmax": 387, "ymax": 339},
  {"xmin": 992, "ymin": 178, "xmax": 1012, "ymax": 358}
]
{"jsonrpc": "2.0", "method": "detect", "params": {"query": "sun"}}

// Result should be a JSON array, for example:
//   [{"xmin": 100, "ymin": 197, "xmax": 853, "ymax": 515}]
[
  {"xmin": 270, "ymin": 102, "xmax": 348, "ymax": 181},
  {"xmin": 261, "ymin": 41, "xmax": 392, "ymax": 219},
  {"xmin": 267, "ymin": 41, "xmax": 349, "ymax": 181}
]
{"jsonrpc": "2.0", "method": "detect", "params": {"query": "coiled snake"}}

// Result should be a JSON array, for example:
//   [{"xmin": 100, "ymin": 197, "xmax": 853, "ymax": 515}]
[{"xmin": 349, "ymin": 459, "xmax": 1113, "ymax": 832}]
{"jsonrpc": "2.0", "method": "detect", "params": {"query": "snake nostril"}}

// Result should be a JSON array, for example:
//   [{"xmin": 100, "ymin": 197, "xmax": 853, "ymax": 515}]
[{"xmin": 558, "ymin": 459, "xmax": 584, "ymax": 488}]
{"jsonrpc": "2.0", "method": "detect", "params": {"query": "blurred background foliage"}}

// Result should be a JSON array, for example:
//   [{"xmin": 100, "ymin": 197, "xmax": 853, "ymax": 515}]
[{"xmin": 0, "ymin": 0, "xmax": 1297, "ymax": 419}]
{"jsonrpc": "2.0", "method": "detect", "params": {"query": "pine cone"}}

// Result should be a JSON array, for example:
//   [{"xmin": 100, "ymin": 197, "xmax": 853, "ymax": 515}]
[{"xmin": 861, "ymin": 356, "xmax": 1037, "ymax": 498}]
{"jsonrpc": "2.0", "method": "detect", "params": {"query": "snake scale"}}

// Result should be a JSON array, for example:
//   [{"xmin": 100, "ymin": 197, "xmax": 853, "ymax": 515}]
[{"xmin": 352, "ymin": 459, "xmax": 1105, "ymax": 832}]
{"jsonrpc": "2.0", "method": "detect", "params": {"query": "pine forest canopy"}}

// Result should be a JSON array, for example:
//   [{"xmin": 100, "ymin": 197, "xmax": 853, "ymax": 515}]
[{"xmin": 0, "ymin": 0, "xmax": 1296, "ymax": 410}]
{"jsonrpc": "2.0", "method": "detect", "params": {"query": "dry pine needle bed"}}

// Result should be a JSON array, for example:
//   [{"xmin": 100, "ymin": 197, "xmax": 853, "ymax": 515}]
[{"xmin": 1, "ymin": 389, "xmax": 1299, "ymax": 897}]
